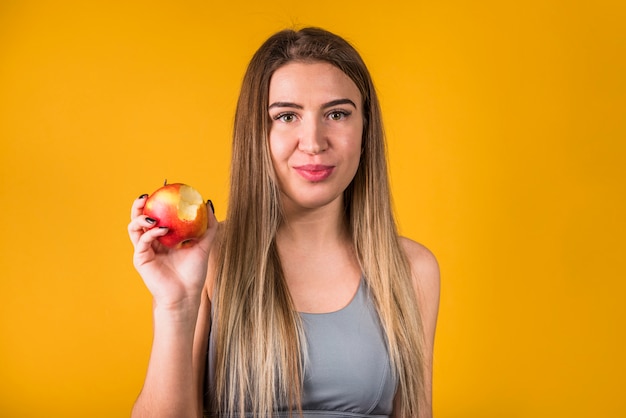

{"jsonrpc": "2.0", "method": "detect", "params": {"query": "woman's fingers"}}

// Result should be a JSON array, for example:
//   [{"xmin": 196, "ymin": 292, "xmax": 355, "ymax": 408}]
[
  {"xmin": 133, "ymin": 226, "xmax": 169, "ymax": 268},
  {"xmin": 128, "ymin": 216, "xmax": 158, "ymax": 246},
  {"xmin": 195, "ymin": 202, "xmax": 218, "ymax": 254},
  {"xmin": 129, "ymin": 194, "xmax": 217, "ymax": 257},
  {"xmin": 128, "ymin": 194, "xmax": 152, "ymax": 245},
  {"xmin": 206, "ymin": 199, "xmax": 217, "ymax": 228},
  {"xmin": 131, "ymin": 194, "xmax": 149, "ymax": 220}
]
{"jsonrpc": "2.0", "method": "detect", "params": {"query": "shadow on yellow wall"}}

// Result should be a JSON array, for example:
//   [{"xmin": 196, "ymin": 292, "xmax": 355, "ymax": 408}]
[{"xmin": 1, "ymin": 1, "xmax": 624, "ymax": 417}]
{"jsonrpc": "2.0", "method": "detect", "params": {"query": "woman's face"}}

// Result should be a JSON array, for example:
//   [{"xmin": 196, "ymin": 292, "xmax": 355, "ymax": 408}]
[{"xmin": 268, "ymin": 61, "xmax": 364, "ymax": 214}]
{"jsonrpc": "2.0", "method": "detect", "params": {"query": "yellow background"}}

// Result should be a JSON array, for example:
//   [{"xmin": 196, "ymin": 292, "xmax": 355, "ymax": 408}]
[{"xmin": 1, "ymin": 0, "xmax": 624, "ymax": 417}]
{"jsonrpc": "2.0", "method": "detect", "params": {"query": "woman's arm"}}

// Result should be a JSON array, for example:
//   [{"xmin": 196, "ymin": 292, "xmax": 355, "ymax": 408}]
[
  {"xmin": 128, "ymin": 195, "xmax": 217, "ymax": 418},
  {"xmin": 395, "ymin": 237, "xmax": 441, "ymax": 418},
  {"xmin": 131, "ymin": 296, "xmax": 206, "ymax": 418},
  {"xmin": 192, "ymin": 287, "xmax": 212, "ymax": 415},
  {"xmin": 132, "ymin": 260, "xmax": 215, "ymax": 418}
]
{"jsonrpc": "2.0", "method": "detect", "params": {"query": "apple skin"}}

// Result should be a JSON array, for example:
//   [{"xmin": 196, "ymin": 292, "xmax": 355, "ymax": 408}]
[{"xmin": 142, "ymin": 183, "xmax": 208, "ymax": 248}]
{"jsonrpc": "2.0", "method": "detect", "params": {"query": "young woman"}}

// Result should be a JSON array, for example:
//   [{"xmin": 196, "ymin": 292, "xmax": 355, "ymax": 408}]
[{"xmin": 128, "ymin": 27, "xmax": 439, "ymax": 418}]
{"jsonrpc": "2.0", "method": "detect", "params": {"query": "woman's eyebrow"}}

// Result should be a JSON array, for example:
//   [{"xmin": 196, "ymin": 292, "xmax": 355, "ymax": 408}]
[
  {"xmin": 268, "ymin": 98, "xmax": 357, "ymax": 110},
  {"xmin": 322, "ymin": 98, "xmax": 357, "ymax": 109},
  {"xmin": 268, "ymin": 101, "xmax": 303, "ymax": 110}
]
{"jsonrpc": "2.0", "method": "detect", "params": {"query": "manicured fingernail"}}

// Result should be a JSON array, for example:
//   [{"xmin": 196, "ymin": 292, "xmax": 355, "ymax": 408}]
[
  {"xmin": 207, "ymin": 200, "xmax": 215, "ymax": 214},
  {"xmin": 138, "ymin": 194, "xmax": 148, "ymax": 199},
  {"xmin": 145, "ymin": 217, "xmax": 156, "ymax": 224},
  {"xmin": 158, "ymin": 226, "xmax": 168, "ymax": 229}
]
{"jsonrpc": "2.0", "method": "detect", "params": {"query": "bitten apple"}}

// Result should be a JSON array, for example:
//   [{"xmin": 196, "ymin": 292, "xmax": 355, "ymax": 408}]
[{"xmin": 142, "ymin": 182, "xmax": 208, "ymax": 248}]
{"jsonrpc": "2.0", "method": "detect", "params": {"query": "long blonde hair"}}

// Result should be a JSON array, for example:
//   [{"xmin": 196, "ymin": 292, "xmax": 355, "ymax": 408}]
[{"xmin": 211, "ymin": 27, "xmax": 425, "ymax": 417}]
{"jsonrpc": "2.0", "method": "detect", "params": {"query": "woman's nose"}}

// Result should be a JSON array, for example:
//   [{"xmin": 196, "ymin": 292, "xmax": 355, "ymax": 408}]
[{"xmin": 298, "ymin": 119, "xmax": 328, "ymax": 154}]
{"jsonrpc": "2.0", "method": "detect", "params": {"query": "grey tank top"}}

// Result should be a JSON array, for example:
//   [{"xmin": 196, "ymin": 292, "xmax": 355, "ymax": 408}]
[{"xmin": 206, "ymin": 279, "xmax": 397, "ymax": 417}]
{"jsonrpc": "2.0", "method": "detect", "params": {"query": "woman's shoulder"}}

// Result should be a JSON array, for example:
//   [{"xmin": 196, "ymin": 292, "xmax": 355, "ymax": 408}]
[
  {"xmin": 398, "ymin": 236, "xmax": 440, "ymax": 304},
  {"xmin": 399, "ymin": 237, "xmax": 439, "ymax": 277}
]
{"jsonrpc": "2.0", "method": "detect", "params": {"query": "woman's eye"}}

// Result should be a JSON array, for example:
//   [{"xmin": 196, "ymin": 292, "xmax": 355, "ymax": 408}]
[
  {"xmin": 328, "ymin": 110, "xmax": 349, "ymax": 121},
  {"xmin": 275, "ymin": 113, "xmax": 296, "ymax": 123}
]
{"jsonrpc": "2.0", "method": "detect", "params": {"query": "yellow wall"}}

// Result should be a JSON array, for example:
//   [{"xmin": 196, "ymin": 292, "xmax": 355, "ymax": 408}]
[{"xmin": 1, "ymin": 0, "xmax": 624, "ymax": 416}]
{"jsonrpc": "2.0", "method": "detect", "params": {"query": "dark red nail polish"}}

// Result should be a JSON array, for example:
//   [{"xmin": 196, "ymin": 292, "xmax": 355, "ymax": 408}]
[
  {"xmin": 207, "ymin": 200, "xmax": 215, "ymax": 214},
  {"xmin": 138, "ymin": 194, "xmax": 148, "ymax": 199},
  {"xmin": 145, "ymin": 217, "xmax": 156, "ymax": 224}
]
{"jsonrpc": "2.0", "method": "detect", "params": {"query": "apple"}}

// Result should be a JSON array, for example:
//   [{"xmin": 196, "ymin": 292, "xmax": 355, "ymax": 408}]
[{"xmin": 142, "ymin": 181, "xmax": 208, "ymax": 248}]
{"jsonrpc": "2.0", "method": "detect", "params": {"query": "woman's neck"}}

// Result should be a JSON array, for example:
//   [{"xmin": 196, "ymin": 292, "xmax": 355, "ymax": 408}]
[
  {"xmin": 276, "ymin": 196, "xmax": 362, "ymax": 312},
  {"xmin": 277, "ymin": 197, "xmax": 350, "ymax": 251}
]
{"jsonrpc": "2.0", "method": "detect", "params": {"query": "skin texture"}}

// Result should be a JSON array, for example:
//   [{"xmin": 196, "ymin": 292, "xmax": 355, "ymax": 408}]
[
  {"xmin": 128, "ymin": 196, "xmax": 217, "ymax": 418},
  {"xmin": 267, "ymin": 61, "xmax": 366, "ymax": 314},
  {"xmin": 129, "ymin": 61, "xmax": 440, "ymax": 418},
  {"xmin": 268, "ymin": 62, "xmax": 364, "ymax": 217},
  {"xmin": 395, "ymin": 237, "xmax": 440, "ymax": 417}
]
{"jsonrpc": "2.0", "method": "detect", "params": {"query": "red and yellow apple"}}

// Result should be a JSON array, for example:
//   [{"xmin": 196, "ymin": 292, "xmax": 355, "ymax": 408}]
[{"xmin": 142, "ymin": 182, "xmax": 208, "ymax": 248}]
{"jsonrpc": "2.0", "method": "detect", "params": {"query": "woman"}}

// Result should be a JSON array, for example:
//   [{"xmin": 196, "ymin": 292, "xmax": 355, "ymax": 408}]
[{"xmin": 128, "ymin": 27, "xmax": 439, "ymax": 418}]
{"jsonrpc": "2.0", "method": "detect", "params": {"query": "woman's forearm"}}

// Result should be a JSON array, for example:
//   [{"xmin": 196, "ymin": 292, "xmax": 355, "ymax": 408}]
[{"xmin": 132, "ymin": 300, "xmax": 202, "ymax": 418}]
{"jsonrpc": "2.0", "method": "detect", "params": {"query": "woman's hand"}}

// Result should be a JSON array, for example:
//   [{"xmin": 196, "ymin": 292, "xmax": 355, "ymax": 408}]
[{"xmin": 128, "ymin": 194, "xmax": 218, "ymax": 311}]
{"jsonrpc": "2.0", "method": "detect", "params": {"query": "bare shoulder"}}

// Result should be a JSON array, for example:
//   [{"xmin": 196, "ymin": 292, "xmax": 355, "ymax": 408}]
[
  {"xmin": 399, "ymin": 236, "xmax": 440, "ymax": 293},
  {"xmin": 399, "ymin": 236, "xmax": 440, "ymax": 333},
  {"xmin": 398, "ymin": 237, "xmax": 439, "ymax": 416}
]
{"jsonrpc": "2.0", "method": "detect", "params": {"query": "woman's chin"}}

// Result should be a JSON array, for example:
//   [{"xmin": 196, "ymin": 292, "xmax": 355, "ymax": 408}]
[{"xmin": 281, "ymin": 192, "xmax": 344, "ymax": 213}]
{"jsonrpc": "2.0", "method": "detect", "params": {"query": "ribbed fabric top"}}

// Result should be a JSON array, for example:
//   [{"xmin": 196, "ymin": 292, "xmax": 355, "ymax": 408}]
[{"xmin": 205, "ymin": 278, "xmax": 396, "ymax": 418}]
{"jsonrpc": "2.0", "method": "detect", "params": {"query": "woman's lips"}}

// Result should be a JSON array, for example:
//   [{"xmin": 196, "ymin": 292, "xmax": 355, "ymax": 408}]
[{"xmin": 293, "ymin": 164, "xmax": 335, "ymax": 182}]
